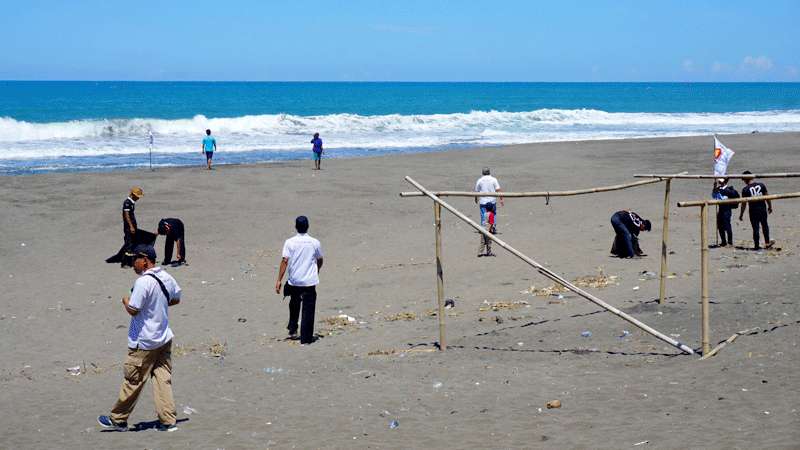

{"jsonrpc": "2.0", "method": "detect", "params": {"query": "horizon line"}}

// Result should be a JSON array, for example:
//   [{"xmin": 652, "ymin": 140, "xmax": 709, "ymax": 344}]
[{"xmin": 2, "ymin": 79, "xmax": 799, "ymax": 84}]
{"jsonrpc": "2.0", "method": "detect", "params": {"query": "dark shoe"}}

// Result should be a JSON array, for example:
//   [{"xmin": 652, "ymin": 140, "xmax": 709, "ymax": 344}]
[
  {"xmin": 157, "ymin": 422, "xmax": 178, "ymax": 432},
  {"xmin": 287, "ymin": 331, "xmax": 299, "ymax": 340},
  {"xmin": 766, "ymin": 240, "xmax": 775, "ymax": 249},
  {"xmin": 97, "ymin": 415, "xmax": 127, "ymax": 431},
  {"xmin": 161, "ymin": 260, "xmax": 172, "ymax": 266},
  {"xmin": 486, "ymin": 252, "xmax": 496, "ymax": 257}
]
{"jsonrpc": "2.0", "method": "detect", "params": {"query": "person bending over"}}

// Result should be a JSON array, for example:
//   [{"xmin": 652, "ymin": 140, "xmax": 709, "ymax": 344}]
[
  {"xmin": 610, "ymin": 210, "xmax": 651, "ymax": 258},
  {"xmin": 158, "ymin": 218, "xmax": 186, "ymax": 266}
]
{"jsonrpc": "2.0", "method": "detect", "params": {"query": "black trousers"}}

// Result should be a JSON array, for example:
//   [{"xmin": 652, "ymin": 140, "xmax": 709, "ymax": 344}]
[
  {"xmin": 123, "ymin": 228, "xmax": 135, "ymax": 254},
  {"xmin": 716, "ymin": 208, "xmax": 733, "ymax": 246},
  {"xmin": 749, "ymin": 210, "xmax": 770, "ymax": 248},
  {"xmin": 288, "ymin": 285, "xmax": 317, "ymax": 344},
  {"xmin": 163, "ymin": 233, "xmax": 186, "ymax": 263}
]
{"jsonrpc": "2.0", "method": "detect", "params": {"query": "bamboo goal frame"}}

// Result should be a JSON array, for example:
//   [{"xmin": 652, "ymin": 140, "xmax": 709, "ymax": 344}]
[
  {"xmin": 676, "ymin": 191, "xmax": 800, "ymax": 355},
  {"xmin": 405, "ymin": 176, "xmax": 695, "ymax": 355},
  {"xmin": 634, "ymin": 173, "xmax": 800, "ymax": 304}
]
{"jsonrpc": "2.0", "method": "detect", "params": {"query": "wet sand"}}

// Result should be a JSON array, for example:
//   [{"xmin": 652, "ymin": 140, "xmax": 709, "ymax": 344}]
[{"xmin": 1, "ymin": 132, "xmax": 799, "ymax": 449}]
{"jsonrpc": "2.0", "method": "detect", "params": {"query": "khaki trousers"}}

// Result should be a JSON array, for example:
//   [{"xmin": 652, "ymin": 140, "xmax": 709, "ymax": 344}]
[
  {"xmin": 110, "ymin": 340, "xmax": 176, "ymax": 425},
  {"xmin": 478, "ymin": 226, "xmax": 492, "ymax": 255}
]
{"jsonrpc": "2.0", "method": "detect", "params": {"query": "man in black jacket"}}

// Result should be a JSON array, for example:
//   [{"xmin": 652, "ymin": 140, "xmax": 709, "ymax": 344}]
[
  {"xmin": 610, "ymin": 210, "xmax": 651, "ymax": 258},
  {"xmin": 712, "ymin": 178, "xmax": 739, "ymax": 247},
  {"xmin": 739, "ymin": 171, "xmax": 774, "ymax": 250},
  {"xmin": 157, "ymin": 218, "xmax": 186, "ymax": 266}
]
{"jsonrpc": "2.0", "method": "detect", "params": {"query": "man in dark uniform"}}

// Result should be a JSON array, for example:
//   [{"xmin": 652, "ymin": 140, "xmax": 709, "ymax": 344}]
[
  {"xmin": 712, "ymin": 178, "xmax": 739, "ymax": 247},
  {"xmin": 157, "ymin": 218, "xmax": 186, "ymax": 266},
  {"xmin": 610, "ymin": 210, "xmax": 651, "ymax": 258},
  {"xmin": 123, "ymin": 187, "xmax": 143, "ymax": 257},
  {"xmin": 739, "ymin": 171, "xmax": 774, "ymax": 250}
]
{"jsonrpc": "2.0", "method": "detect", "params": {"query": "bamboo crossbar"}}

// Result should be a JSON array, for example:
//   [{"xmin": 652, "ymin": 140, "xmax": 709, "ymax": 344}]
[
  {"xmin": 635, "ymin": 173, "xmax": 800, "ymax": 179},
  {"xmin": 677, "ymin": 192, "xmax": 800, "ymax": 208},
  {"xmin": 405, "ymin": 176, "xmax": 695, "ymax": 356},
  {"xmin": 399, "ymin": 177, "xmax": 665, "ymax": 198}
]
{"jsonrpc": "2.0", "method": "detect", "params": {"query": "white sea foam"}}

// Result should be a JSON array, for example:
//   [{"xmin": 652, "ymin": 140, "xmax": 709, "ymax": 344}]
[{"xmin": 1, "ymin": 109, "xmax": 800, "ymax": 160}]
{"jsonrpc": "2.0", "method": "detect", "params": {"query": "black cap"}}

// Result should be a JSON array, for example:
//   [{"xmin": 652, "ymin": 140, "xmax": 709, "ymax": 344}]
[
  {"xmin": 643, "ymin": 220, "xmax": 652, "ymax": 232},
  {"xmin": 295, "ymin": 215, "xmax": 309, "ymax": 233},
  {"xmin": 132, "ymin": 244, "xmax": 157, "ymax": 262}
]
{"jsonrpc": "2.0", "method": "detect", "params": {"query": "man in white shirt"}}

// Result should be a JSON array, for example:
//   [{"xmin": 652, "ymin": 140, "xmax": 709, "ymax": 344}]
[
  {"xmin": 275, "ymin": 216, "xmax": 324, "ymax": 345},
  {"xmin": 474, "ymin": 167, "xmax": 504, "ymax": 226},
  {"xmin": 98, "ymin": 244, "xmax": 182, "ymax": 432}
]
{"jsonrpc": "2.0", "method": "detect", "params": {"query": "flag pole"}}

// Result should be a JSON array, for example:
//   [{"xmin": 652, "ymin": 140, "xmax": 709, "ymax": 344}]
[
  {"xmin": 713, "ymin": 136, "xmax": 718, "ymax": 247},
  {"xmin": 148, "ymin": 131, "xmax": 154, "ymax": 171}
]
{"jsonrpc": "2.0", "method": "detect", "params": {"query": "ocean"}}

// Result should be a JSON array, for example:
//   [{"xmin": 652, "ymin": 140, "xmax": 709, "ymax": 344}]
[{"xmin": 1, "ymin": 81, "xmax": 799, "ymax": 175}]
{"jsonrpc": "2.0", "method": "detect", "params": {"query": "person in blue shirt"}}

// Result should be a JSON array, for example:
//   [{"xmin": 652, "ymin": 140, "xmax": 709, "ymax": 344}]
[
  {"xmin": 201, "ymin": 129, "xmax": 217, "ymax": 170},
  {"xmin": 311, "ymin": 132, "xmax": 323, "ymax": 170}
]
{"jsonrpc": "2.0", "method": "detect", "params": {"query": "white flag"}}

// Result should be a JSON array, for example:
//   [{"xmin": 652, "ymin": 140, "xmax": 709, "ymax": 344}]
[{"xmin": 713, "ymin": 136, "xmax": 734, "ymax": 176}]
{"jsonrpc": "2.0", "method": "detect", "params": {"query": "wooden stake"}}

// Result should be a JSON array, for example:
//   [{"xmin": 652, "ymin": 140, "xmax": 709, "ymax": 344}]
[
  {"xmin": 658, "ymin": 179, "xmax": 671, "ymax": 304},
  {"xmin": 700, "ymin": 204, "xmax": 710, "ymax": 355},
  {"xmin": 434, "ymin": 202, "xmax": 446, "ymax": 351},
  {"xmin": 406, "ymin": 176, "xmax": 695, "ymax": 355}
]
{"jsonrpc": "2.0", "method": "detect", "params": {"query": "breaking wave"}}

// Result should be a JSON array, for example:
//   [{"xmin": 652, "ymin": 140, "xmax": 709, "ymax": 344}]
[{"xmin": 2, "ymin": 108, "xmax": 800, "ymax": 160}]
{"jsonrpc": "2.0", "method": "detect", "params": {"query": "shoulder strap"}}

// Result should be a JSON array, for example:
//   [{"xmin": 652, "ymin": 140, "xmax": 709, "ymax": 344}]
[{"xmin": 146, "ymin": 273, "xmax": 171, "ymax": 301}]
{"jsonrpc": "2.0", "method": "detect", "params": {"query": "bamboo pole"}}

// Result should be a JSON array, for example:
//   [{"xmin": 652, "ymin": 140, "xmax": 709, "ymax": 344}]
[
  {"xmin": 657, "ymin": 172, "xmax": 687, "ymax": 305},
  {"xmin": 677, "ymin": 192, "xmax": 800, "ymax": 208},
  {"xmin": 700, "ymin": 204, "xmax": 710, "ymax": 355},
  {"xmin": 399, "ymin": 177, "xmax": 665, "ymax": 198},
  {"xmin": 635, "ymin": 173, "xmax": 800, "ymax": 179},
  {"xmin": 405, "ymin": 176, "xmax": 696, "ymax": 355},
  {"xmin": 658, "ymin": 179, "xmax": 672, "ymax": 304},
  {"xmin": 699, "ymin": 327, "xmax": 758, "ymax": 361},
  {"xmin": 434, "ymin": 202, "xmax": 446, "ymax": 350}
]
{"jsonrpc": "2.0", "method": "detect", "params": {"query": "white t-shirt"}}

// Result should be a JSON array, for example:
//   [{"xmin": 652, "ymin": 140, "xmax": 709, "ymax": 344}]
[
  {"xmin": 475, "ymin": 175, "xmax": 501, "ymax": 205},
  {"xmin": 282, "ymin": 233, "xmax": 323, "ymax": 287},
  {"xmin": 127, "ymin": 267, "xmax": 181, "ymax": 350}
]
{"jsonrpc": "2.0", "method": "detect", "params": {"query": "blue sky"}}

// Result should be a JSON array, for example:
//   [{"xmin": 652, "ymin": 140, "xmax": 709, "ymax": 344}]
[{"xmin": 2, "ymin": 0, "xmax": 798, "ymax": 81}]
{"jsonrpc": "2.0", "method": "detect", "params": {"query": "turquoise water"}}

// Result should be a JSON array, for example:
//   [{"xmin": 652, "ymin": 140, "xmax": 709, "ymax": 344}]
[{"xmin": 1, "ymin": 82, "xmax": 799, "ymax": 174}]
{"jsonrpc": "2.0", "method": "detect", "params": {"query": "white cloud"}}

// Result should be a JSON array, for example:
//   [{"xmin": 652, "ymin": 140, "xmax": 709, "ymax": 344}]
[
  {"xmin": 682, "ymin": 59, "xmax": 696, "ymax": 72},
  {"xmin": 787, "ymin": 66, "xmax": 799, "ymax": 78},
  {"xmin": 711, "ymin": 61, "xmax": 729, "ymax": 73},
  {"xmin": 742, "ymin": 55, "xmax": 773, "ymax": 71}
]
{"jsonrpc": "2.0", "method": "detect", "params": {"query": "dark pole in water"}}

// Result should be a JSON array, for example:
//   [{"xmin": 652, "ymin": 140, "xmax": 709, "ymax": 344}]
[{"xmin": 148, "ymin": 131, "xmax": 154, "ymax": 171}]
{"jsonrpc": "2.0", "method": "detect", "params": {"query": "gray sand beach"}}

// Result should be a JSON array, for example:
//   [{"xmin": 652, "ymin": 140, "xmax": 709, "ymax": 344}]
[{"xmin": 1, "ymin": 133, "xmax": 799, "ymax": 449}]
